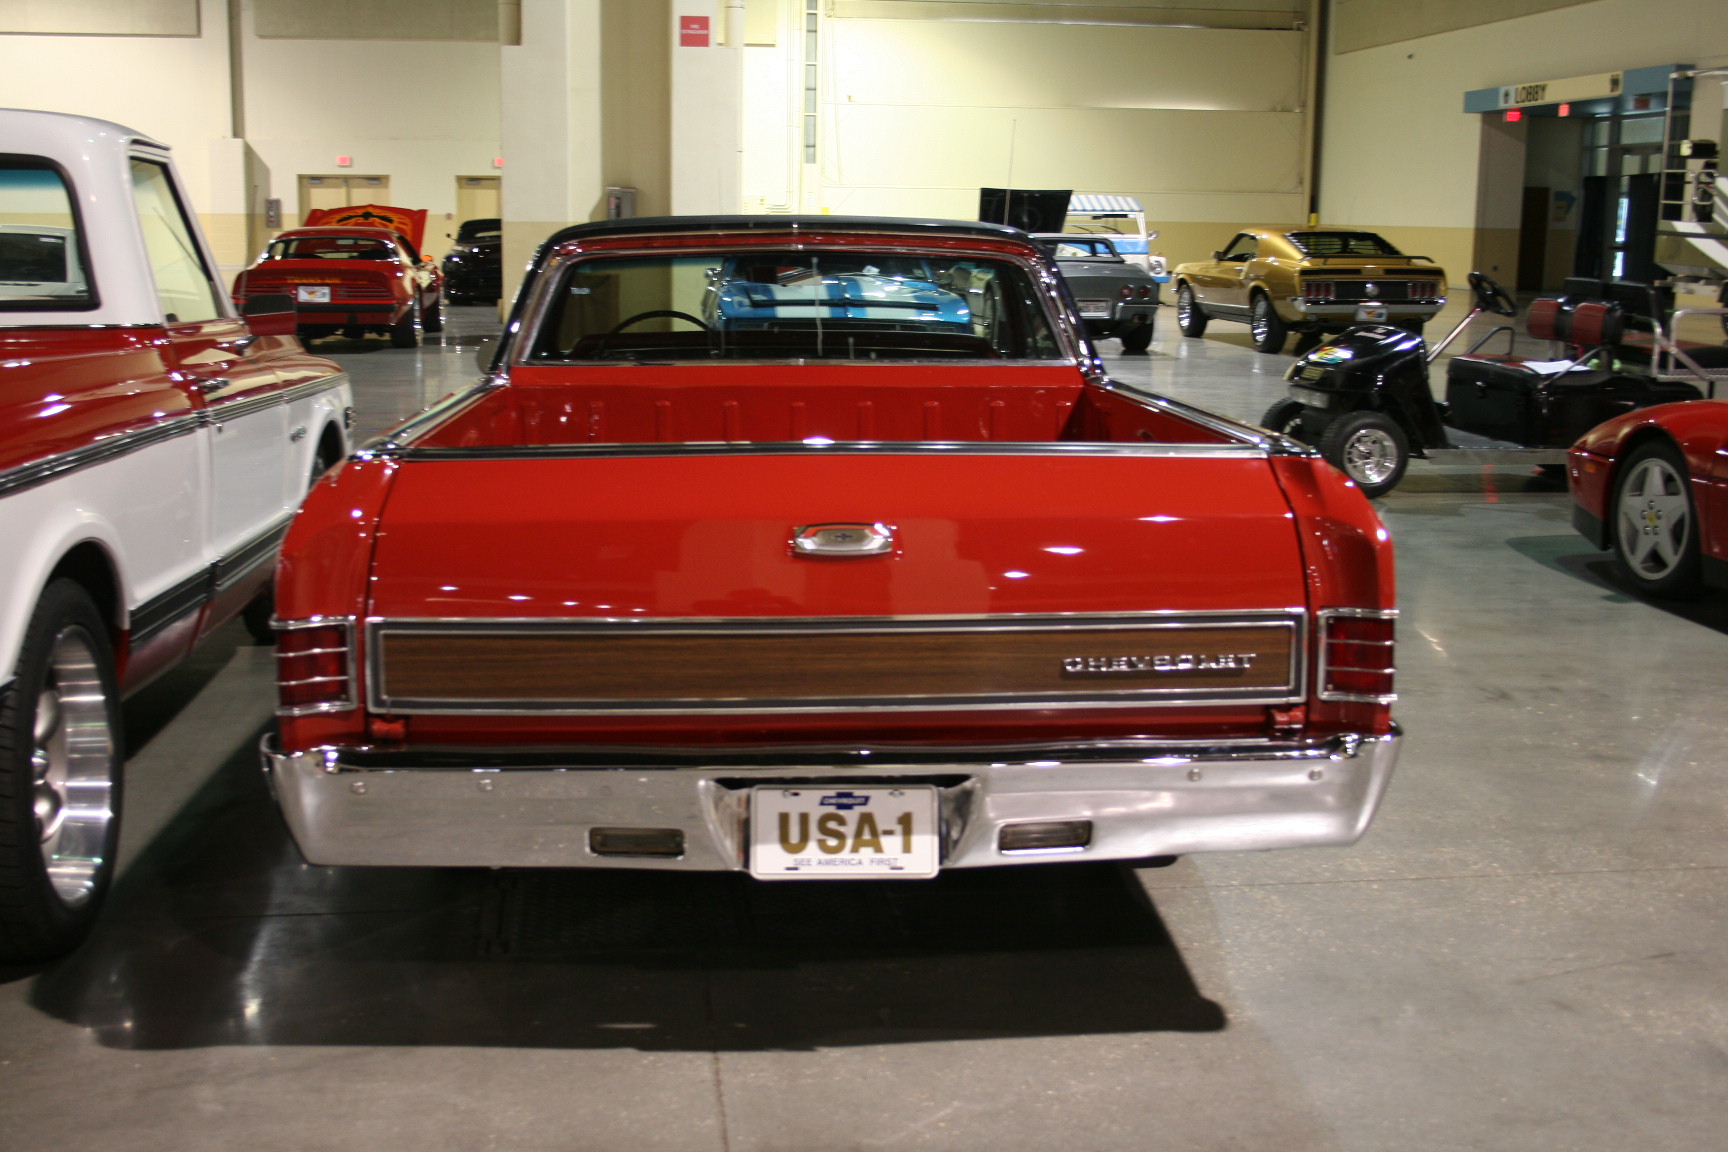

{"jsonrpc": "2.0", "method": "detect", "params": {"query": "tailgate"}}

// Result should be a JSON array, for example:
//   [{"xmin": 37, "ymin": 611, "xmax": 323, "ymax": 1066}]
[{"xmin": 363, "ymin": 450, "xmax": 1309, "ymax": 713}]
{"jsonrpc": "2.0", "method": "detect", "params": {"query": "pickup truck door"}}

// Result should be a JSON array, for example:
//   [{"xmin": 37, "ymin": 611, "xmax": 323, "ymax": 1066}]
[{"xmin": 130, "ymin": 157, "xmax": 291, "ymax": 630}]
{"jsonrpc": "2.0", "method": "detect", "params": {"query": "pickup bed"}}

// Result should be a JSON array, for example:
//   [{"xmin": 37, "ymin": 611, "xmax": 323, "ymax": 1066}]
[{"xmin": 265, "ymin": 216, "xmax": 1398, "ymax": 881}]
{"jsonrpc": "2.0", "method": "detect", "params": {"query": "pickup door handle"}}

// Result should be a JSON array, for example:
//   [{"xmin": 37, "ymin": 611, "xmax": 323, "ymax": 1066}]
[{"xmin": 189, "ymin": 375, "xmax": 230, "ymax": 394}]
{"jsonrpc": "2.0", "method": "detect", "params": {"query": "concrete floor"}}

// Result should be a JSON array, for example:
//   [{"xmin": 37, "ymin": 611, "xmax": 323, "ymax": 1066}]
[{"xmin": 2, "ymin": 304, "xmax": 1725, "ymax": 1151}]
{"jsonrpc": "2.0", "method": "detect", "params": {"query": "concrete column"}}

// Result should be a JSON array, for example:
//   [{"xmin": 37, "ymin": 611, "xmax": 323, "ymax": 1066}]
[
  {"xmin": 499, "ymin": 0, "xmax": 605, "ymax": 304},
  {"xmin": 670, "ymin": 0, "xmax": 743, "ymax": 214}
]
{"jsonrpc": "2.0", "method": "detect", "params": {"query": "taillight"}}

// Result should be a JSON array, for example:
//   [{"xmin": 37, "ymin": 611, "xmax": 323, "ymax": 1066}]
[
  {"xmin": 276, "ymin": 618, "xmax": 356, "ymax": 714},
  {"xmin": 1317, "ymin": 610, "xmax": 1396, "ymax": 702},
  {"xmin": 1303, "ymin": 280, "xmax": 1335, "ymax": 300},
  {"xmin": 1118, "ymin": 285, "xmax": 1134, "ymax": 300},
  {"xmin": 1136, "ymin": 285, "xmax": 1153, "ymax": 301}
]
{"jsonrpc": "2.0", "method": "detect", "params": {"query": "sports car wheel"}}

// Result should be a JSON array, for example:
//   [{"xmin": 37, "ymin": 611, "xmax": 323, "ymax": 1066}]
[
  {"xmin": 0, "ymin": 580, "xmax": 121, "ymax": 964},
  {"xmin": 1318, "ymin": 410, "xmax": 1408, "ymax": 497},
  {"xmin": 1612, "ymin": 441, "xmax": 1704, "ymax": 598},
  {"xmin": 1118, "ymin": 318, "xmax": 1154, "ymax": 354},
  {"xmin": 389, "ymin": 304, "xmax": 420, "ymax": 348},
  {"xmin": 1259, "ymin": 398, "xmax": 1310, "ymax": 440},
  {"xmin": 1175, "ymin": 285, "xmax": 1207, "ymax": 337},
  {"xmin": 1250, "ymin": 293, "xmax": 1288, "ymax": 354}
]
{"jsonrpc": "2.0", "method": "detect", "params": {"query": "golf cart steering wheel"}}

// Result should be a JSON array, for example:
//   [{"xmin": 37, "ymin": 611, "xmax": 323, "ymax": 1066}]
[{"xmin": 1468, "ymin": 272, "xmax": 1518, "ymax": 317}]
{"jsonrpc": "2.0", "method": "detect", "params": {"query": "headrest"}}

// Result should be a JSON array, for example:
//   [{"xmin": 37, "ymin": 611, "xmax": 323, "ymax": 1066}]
[
  {"xmin": 1567, "ymin": 300, "xmax": 1624, "ymax": 348},
  {"xmin": 1526, "ymin": 297, "xmax": 1564, "ymax": 341}
]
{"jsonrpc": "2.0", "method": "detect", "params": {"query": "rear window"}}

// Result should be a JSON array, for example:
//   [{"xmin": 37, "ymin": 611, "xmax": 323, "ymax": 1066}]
[
  {"xmin": 529, "ymin": 249, "xmax": 1066, "ymax": 363},
  {"xmin": 0, "ymin": 158, "xmax": 94, "ymax": 311},
  {"xmin": 1287, "ymin": 232, "xmax": 1403, "ymax": 257},
  {"xmin": 1043, "ymin": 238, "xmax": 1120, "ymax": 260},
  {"xmin": 267, "ymin": 236, "xmax": 396, "ymax": 260}
]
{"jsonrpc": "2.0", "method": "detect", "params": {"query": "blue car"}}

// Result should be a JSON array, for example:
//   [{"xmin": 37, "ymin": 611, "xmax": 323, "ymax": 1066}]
[{"xmin": 707, "ymin": 256, "xmax": 970, "ymax": 332}]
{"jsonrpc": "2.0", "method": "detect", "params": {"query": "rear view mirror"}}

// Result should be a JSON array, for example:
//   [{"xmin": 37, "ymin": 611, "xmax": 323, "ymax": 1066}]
[
  {"xmin": 1213, "ymin": 251, "xmax": 1225, "ymax": 260},
  {"xmin": 242, "ymin": 292, "xmax": 297, "ymax": 337}
]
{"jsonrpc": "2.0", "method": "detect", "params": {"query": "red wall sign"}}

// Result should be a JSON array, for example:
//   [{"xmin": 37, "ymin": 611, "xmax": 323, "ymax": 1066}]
[{"xmin": 679, "ymin": 16, "xmax": 710, "ymax": 47}]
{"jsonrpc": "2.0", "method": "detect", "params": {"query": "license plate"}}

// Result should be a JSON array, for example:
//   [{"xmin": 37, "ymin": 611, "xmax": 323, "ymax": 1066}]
[
  {"xmin": 1354, "ymin": 304, "xmax": 1388, "ymax": 321},
  {"xmin": 749, "ymin": 785, "xmax": 940, "ymax": 879},
  {"xmin": 1078, "ymin": 301, "xmax": 1111, "ymax": 318},
  {"xmin": 296, "ymin": 285, "xmax": 332, "ymax": 303}
]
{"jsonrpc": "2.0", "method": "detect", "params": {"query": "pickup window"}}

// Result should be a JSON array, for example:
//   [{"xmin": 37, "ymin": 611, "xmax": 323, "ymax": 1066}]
[
  {"xmin": 264, "ymin": 236, "xmax": 397, "ymax": 260},
  {"xmin": 0, "ymin": 157, "xmax": 93, "ymax": 310},
  {"xmin": 529, "ymin": 251, "xmax": 1065, "ymax": 363},
  {"xmin": 129, "ymin": 157, "xmax": 223, "ymax": 323}
]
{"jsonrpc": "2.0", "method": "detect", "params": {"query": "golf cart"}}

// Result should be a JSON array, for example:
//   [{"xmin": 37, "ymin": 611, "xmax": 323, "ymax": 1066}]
[{"xmin": 1261, "ymin": 272, "xmax": 1712, "ymax": 496}]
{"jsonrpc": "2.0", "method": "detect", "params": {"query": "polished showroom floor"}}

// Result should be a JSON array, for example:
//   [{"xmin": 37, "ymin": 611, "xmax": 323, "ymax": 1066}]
[{"xmin": 2, "ymin": 303, "xmax": 1724, "ymax": 1152}]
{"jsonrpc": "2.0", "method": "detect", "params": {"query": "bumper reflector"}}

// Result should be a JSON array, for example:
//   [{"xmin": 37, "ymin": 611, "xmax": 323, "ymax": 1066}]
[
  {"xmin": 999, "ymin": 821, "xmax": 1092, "ymax": 854},
  {"xmin": 589, "ymin": 827, "xmax": 685, "ymax": 858}
]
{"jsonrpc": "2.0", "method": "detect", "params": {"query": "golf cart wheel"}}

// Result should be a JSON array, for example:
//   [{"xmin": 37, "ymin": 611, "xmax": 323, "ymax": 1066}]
[
  {"xmin": 1319, "ymin": 410, "xmax": 1409, "ymax": 497},
  {"xmin": 1259, "ymin": 398, "xmax": 1310, "ymax": 440}
]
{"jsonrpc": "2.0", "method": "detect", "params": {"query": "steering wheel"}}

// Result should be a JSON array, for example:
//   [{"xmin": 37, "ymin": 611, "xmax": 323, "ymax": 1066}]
[
  {"xmin": 609, "ymin": 309, "xmax": 713, "ymax": 334},
  {"xmin": 1468, "ymin": 271, "xmax": 1518, "ymax": 317}
]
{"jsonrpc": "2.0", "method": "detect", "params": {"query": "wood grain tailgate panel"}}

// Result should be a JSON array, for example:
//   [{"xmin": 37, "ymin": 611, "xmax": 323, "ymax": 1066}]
[{"xmin": 372, "ymin": 618, "xmax": 1299, "ymax": 712}]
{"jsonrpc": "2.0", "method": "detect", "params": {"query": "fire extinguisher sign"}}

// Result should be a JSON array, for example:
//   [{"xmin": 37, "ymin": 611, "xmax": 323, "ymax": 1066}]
[{"xmin": 679, "ymin": 16, "xmax": 710, "ymax": 47}]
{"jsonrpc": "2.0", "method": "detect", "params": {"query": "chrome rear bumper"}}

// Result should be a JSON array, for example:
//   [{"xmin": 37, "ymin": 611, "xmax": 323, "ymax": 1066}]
[{"xmin": 262, "ymin": 730, "xmax": 1400, "ymax": 871}]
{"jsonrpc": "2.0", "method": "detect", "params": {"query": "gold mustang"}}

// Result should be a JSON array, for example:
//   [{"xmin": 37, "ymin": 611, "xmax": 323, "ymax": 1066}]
[{"xmin": 1172, "ymin": 228, "xmax": 1447, "ymax": 354}]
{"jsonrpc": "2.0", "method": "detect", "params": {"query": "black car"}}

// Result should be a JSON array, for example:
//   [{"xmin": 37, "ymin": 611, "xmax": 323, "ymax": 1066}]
[{"xmin": 441, "ymin": 217, "xmax": 501, "ymax": 304}]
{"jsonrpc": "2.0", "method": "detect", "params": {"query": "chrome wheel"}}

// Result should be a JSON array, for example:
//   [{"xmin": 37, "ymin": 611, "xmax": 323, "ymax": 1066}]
[
  {"xmin": 1318, "ymin": 410, "xmax": 1409, "ymax": 498},
  {"xmin": 1249, "ymin": 294, "xmax": 1287, "ymax": 354},
  {"xmin": 1342, "ymin": 426, "xmax": 1400, "ymax": 486},
  {"xmin": 32, "ymin": 624, "xmax": 115, "ymax": 909},
  {"xmin": 1176, "ymin": 285, "xmax": 1207, "ymax": 336},
  {"xmin": 1612, "ymin": 445, "xmax": 1701, "ymax": 597}
]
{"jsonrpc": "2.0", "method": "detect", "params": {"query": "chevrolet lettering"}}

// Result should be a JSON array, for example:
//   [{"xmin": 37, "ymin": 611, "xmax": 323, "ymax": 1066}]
[{"xmin": 1064, "ymin": 653, "xmax": 1260, "ymax": 675}]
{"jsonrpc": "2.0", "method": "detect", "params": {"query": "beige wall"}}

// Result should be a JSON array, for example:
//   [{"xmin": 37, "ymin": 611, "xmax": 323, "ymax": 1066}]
[
  {"xmin": 0, "ymin": 0, "xmax": 502, "ymax": 279},
  {"xmin": 741, "ymin": 4, "xmax": 1314, "ymax": 268},
  {"xmin": 1322, "ymin": 0, "xmax": 1728, "ymax": 286}
]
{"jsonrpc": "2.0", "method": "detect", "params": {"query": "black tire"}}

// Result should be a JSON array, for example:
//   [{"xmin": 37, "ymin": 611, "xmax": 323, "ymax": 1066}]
[
  {"xmin": 422, "ymin": 294, "xmax": 444, "ymax": 334},
  {"xmin": 1611, "ymin": 440, "xmax": 1705, "ymax": 598},
  {"xmin": 0, "ymin": 580, "xmax": 122, "ymax": 964},
  {"xmin": 1249, "ymin": 293, "xmax": 1288, "ymax": 354},
  {"xmin": 1318, "ymin": 410, "xmax": 1409, "ymax": 498},
  {"xmin": 1291, "ymin": 329, "xmax": 1326, "ymax": 358},
  {"xmin": 389, "ymin": 304, "xmax": 419, "ymax": 349},
  {"xmin": 1118, "ymin": 318, "xmax": 1154, "ymax": 354},
  {"xmin": 1259, "ymin": 397, "xmax": 1310, "ymax": 439},
  {"xmin": 1175, "ymin": 284, "xmax": 1208, "ymax": 336}
]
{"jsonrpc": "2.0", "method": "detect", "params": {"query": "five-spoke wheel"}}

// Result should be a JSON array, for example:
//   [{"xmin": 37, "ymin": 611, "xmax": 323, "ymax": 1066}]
[{"xmin": 1612, "ymin": 441, "xmax": 1703, "ymax": 598}]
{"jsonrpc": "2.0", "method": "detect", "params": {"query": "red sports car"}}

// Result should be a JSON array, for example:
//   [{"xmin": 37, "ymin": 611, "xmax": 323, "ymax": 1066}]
[
  {"xmin": 1569, "ymin": 398, "xmax": 1728, "ymax": 598},
  {"xmin": 232, "ymin": 225, "xmax": 442, "ymax": 347}
]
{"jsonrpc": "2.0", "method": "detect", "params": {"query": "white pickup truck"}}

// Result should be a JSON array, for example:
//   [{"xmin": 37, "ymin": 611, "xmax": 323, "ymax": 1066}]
[{"xmin": 0, "ymin": 109, "xmax": 352, "ymax": 963}]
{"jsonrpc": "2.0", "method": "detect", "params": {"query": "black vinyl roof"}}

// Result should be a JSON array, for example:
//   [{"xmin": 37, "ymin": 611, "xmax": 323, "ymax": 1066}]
[{"xmin": 542, "ymin": 214, "xmax": 1030, "ymax": 248}]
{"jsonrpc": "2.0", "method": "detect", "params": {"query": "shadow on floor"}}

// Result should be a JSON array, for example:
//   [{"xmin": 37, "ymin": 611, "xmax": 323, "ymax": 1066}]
[
  {"xmin": 30, "ymin": 740, "xmax": 1225, "ymax": 1051},
  {"xmin": 1510, "ymin": 535, "xmax": 1728, "ymax": 632}
]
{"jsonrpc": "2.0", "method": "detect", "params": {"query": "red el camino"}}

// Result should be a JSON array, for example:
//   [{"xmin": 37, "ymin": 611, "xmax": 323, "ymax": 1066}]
[
  {"xmin": 232, "ymin": 225, "xmax": 443, "ymax": 347},
  {"xmin": 260, "ymin": 215, "xmax": 1402, "ymax": 883},
  {"xmin": 1569, "ymin": 397, "xmax": 1728, "ymax": 598}
]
